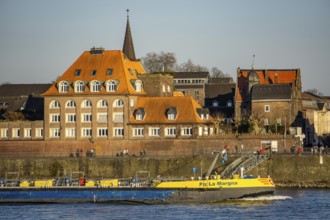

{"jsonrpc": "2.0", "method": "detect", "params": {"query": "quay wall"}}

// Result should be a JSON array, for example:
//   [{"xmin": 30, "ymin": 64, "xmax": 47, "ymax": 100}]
[
  {"xmin": 0, "ymin": 135, "xmax": 296, "ymax": 158},
  {"xmin": 0, "ymin": 155, "xmax": 329, "ymax": 188}
]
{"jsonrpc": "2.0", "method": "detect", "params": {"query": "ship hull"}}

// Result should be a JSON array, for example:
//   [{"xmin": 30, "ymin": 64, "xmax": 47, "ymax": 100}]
[{"xmin": 0, "ymin": 187, "xmax": 274, "ymax": 204}]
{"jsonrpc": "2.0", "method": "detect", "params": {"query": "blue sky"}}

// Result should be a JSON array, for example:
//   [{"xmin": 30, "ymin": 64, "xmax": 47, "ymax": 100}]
[{"xmin": 0, "ymin": 0, "xmax": 329, "ymax": 95}]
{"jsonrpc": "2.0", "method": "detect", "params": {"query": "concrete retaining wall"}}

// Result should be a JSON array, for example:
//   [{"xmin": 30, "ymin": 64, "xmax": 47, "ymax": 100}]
[{"xmin": 0, "ymin": 155, "xmax": 329, "ymax": 188}]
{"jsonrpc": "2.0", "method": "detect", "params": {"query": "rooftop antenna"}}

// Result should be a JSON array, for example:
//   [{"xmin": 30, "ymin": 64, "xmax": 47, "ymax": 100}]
[{"xmin": 251, "ymin": 54, "xmax": 255, "ymax": 69}]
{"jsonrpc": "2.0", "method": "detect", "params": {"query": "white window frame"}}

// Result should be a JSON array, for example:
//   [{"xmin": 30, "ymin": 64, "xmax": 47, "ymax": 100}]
[
  {"xmin": 24, "ymin": 128, "xmax": 32, "ymax": 138},
  {"xmin": 135, "ymin": 80, "xmax": 142, "ymax": 92},
  {"xmin": 149, "ymin": 127, "xmax": 160, "ymax": 137},
  {"xmin": 90, "ymin": 80, "xmax": 101, "ymax": 92},
  {"xmin": 97, "ymin": 113, "xmax": 108, "ymax": 123},
  {"xmin": 1, "ymin": 128, "xmax": 8, "ymax": 138},
  {"xmin": 65, "ymin": 128, "xmax": 76, "ymax": 138},
  {"xmin": 113, "ymin": 128, "xmax": 124, "ymax": 137},
  {"xmin": 12, "ymin": 128, "xmax": 20, "ymax": 138},
  {"xmin": 264, "ymin": 105, "xmax": 270, "ymax": 112},
  {"xmin": 66, "ymin": 114, "xmax": 76, "ymax": 123},
  {"xmin": 264, "ymin": 118, "xmax": 269, "ymax": 126},
  {"xmin": 66, "ymin": 100, "xmax": 76, "ymax": 108},
  {"xmin": 133, "ymin": 127, "xmax": 144, "ymax": 137},
  {"xmin": 181, "ymin": 127, "xmax": 193, "ymax": 136},
  {"xmin": 168, "ymin": 113, "xmax": 176, "ymax": 120},
  {"xmin": 227, "ymin": 100, "xmax": 232, "ymax": 107},
  {"xmin": 113, "ymin": 112, "xmax": 124, "ymax": 123},
  {"xmin": 74, "ymin": 81, "xmax": 84, "ymax": 93},
  {"xmin": 50, "ymin": 100, "xmax": 60, "ymax": 108},
  {"xmin": 97, "ymin": 99, "xmax": 108, "ymax": 108},
  {"xmin": 58, "ymin": 81, "xmax": 69, "ymax": 93},
  {"xmin": 81, "ymin": 113, "xmax": 92, "ymax": 122},
  {"xmin": 113, "ymin": 99, "xmax": 124, "ymax": 107},
  {"xmin": 50, "ymin": 128, "xmax": 60, "ymax": 138},
  {"xmin": 136, "ymin": 113, "xmax": 143, "ymax": 120},
  {"xmin": 82, "ymin": 100, "xmax": 92, "ymax": 108},
  {"xmin": 165, "ymin": 127, "xmax": 176, "ymax": 137},
  {"xmin": 81, "ymin": 128, "xmax": 92, "ymax": 137},
  {"xmin": 212, "ymin": 101, "xmax": 219, "ymax": 107},
  {"xmin": 35, "ymin": 128, "xmax": 43, "ymax": 138},
  {"xmin": 97, "ymin": 128, "xmax": 108, "ymax": 137},
  {"xmin": 50, "ymin": 114, "xmax": 61, "ymax": 123},
  {"xmin": 105, "ymin": 80, "xmax": 118, "ymax": 92}
]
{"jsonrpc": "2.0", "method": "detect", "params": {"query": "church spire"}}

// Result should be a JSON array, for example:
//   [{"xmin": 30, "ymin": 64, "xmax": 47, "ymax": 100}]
[{"xmin": 122, "ymin": 9, "xmax": 137, "ymax": 61}]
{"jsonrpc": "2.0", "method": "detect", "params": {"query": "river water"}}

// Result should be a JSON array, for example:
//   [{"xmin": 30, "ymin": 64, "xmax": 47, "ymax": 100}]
[{"xmin": 0, "ymin": 189, "xmax": 329, "ymax": 219}]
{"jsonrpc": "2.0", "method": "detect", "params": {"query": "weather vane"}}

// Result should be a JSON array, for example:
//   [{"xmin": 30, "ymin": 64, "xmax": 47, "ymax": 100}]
[
  {"xmin": 251, "ymin": 54, "xmax": 255, "ymax": 69},
  {"xmin": 126, "ymin": 8, "xmax": 130, "ymax": 18}
]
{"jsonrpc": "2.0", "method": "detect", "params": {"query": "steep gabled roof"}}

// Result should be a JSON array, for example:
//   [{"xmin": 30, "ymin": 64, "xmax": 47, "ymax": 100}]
[
  {"xmin": 130, "ymin": 96, "xmax": 212, "ymax": 124},
  {"xmin": 43, "ymin": 50, "xmax": 145, "ymax": 96},
  {"xmin": 236, "ymin": 68, "xmax": 300, "ymax": 102},
  {"xmin": 251, "ymin": 84, "xmax": 291, "ymax": 101}
]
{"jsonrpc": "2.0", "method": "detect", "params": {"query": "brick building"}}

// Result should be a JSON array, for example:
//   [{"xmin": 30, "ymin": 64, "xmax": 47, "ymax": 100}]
[{"xmin": 235, "ymin": 68, "xmax": 302, "ymax": 133}]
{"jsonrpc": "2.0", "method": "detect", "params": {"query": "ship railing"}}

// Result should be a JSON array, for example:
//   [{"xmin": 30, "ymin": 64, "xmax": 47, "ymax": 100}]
[{"xmin": 220, "ymin": 154, "xmax": 271, "ymax": 179}]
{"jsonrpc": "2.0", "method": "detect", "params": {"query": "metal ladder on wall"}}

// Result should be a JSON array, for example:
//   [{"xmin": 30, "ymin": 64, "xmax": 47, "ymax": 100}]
[{"xmin": 220, "ymin": 154, "xmax": 271, "ymax": 179}]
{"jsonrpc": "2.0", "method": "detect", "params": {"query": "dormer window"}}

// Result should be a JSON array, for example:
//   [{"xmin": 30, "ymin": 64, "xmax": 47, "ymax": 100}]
[
  {"xmin": 74, "ymin": 81, "xmax": 85, "ymax": 92},
  {"xmin": 212, "ymin": 100, "xmax": 219, "ymax": 107},
  {"xmin": 58, "ymin": 81, "xmax": 69, "ymax": 93},
  {"xmin": 166, "ymin": 107, "xmax": 177, "ymax": 120},
  {"xmin": 134, "ymin": 108, "xmax": 145, "ymax": 121},
  {"xmin": 227, "ymin": 100, "xmax": 232, "ymax": 107},
  {"xmin": 74, "ymin": 69, "xmax": 81, "ymax": 76},
  {"xmin": 91, "ymin": 70, "xmax": 97, "ymax": 76},
  {"xmin": 197, "ymin": 108, "xmax": 210, "ymax": 120},
  {"xmin": 135, "ymin": 80, "xmax": 142, "ymax": 92},
  {"xmin": 90, "ymin": 80, "xmax": 101, "ymax": 92},
  {"xmin": 105, "ymin": 80, "xmax": 118, "ymax": 92},
  {"xmin": 106, "ymin": 68, "xmax": 113, "ymax": 75}
]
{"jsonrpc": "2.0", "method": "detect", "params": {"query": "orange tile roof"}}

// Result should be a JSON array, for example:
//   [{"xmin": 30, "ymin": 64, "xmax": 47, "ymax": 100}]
[
  {"xmin": 43, "ymin": 50, "xmax": 146, "ymax": 96},
  {"xmin": 130, "ymin": 96, "xmax": 212, "ymax": 124},
  {"xmin": 236, "ymin": 69, "xmax": 299, "ymax": 102}
]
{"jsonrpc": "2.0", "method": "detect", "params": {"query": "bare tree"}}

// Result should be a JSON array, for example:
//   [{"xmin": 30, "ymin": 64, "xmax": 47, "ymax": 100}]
[
  {"xmin": 210, "ymin": 67, "xmax": 225, "ymax": 78},
  {"xmin": 305, "ymin": 88, "xmax": 323, "ymax": 96},
  {"xmin": 141, "ymin": 52, "xmax": 177, "ymax": 73},
  {"xmin": 177, "ymin": 59, "xmax": 208, "ymax": 72}
]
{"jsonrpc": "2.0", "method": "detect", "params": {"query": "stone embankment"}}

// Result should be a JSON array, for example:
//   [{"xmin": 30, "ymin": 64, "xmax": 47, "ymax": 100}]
[{"xmin": 0, "ymin": 154, "xmax": 329, "ymax": 188}]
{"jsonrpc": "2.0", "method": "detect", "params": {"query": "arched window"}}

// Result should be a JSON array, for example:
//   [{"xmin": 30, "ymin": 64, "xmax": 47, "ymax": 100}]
[
  {"xmin": 105, "ymin": 80, "xmax": 118, "ymax": 92},
  {"xmin": 135, "ymin": 80, "xmax": 142, "ymax": 92},
  {"xmin": 90, "ymin": 80, "xmax": 101, "ymax": 92},
  {"xmin": 50, "ymin": 100, "xmax": 60, "ymax": 108},
  {"xmin": 58, "ymin": 81, "xmax": 69, "ymax": 93},
  {"xmin": 66, "ymin": 100, "xmax": 76, "ymax": 108},
  {"xmin": 97, "ymin": 99, "xmax": 108, "ymax": 108},
  {"xmin": 81, "ymin": 100, "xmax": 92, "ymax": 108},
  {"xmin": 74, "ymin": 81, "xmax": 85, "ymax": 93},
  {"xmin": 113, "ymin": 99, "xmax": 124, "ymax": 107}
]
